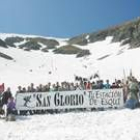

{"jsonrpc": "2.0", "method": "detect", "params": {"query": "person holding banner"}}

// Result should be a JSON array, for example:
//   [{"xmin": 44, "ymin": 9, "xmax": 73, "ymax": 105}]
[
  {"xmin": 2, "ymin": 87, "xmax": 12, "ymax": 105},
  {"xmin": 125, "ymin": 77, "xmax": 139, "ymax": 109},
  {"xmin": 85, "ymin": 81, "xmax": 92, "ymax": 90},
  {"xmin": 104, "ymin": 80, "xmax": 111, "ymax": 89},
  {"xmin": 0, "ymin": 87, "xmax": 12, "ymax": 118},
  {"xmin": 6, "ymin": 97, "xmax": 16, "ymax": 116}
]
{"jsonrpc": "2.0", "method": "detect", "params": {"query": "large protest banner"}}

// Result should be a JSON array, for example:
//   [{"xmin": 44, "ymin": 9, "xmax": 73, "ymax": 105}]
[{"xmin": 15, "ymin": 88, "xmax": 124, "ymax": 111}]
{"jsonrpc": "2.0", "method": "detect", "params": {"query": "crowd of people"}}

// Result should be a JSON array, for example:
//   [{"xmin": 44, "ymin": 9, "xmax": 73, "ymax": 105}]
[
  {"xmin": 16, "ymin": 79, "xmax": 123, "ymax": 94},
  {"xmin": 0, "ymin": 75, "xmax": 140, "ymax": 117}
]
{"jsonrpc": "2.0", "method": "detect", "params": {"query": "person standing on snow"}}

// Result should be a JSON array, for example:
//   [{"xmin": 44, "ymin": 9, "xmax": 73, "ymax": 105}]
[
  {"xmin": 2, "ymin": 87, "xmax": 12, "ymax": 105},
  {"xmin": 125, "ymin": 77, "xmax": 139, "ymax": 109},
  {"xmin": 7, "ymin": 97, "xmax": 16, "ymax": 116},
  {"xmin": 104, "ymin": 79, "xmax": 111, "ymax": 89}
]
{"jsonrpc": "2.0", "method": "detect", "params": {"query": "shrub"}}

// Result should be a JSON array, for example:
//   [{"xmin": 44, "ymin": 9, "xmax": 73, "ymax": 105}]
[
  {"xmin": 88, "ymin": 30, "xmax": 108, "ymax": 43},
  {"xmin": 41, "ymin": 47, "xmax": 48, "ymax": 52},
  {"xmin": 19, "ymin": 41, "xmax": 42, "ymax": 50},
  {"xmin": 87, "ymin": 17, "xmax": 140, "ymax": 48},
  {"xmin": 120, "ymin": 38, "xmax": 131, "ymax": 46},
  {"xmin": 5, "ymin": 37, "xmax": 24, "ymax": 47},
  {"xmin": 68, "ymin": 34, "xmax": 88, "ymax": 46},
  {"xmin": 0, "ymin": 39, "xmax": 7, "ymax": 48},
  {"xmin": 76, "ymin": 49, "xmax": 91, "ymax": 57},
  {"xmin": 26, "ymin": 37, "xmax": 59, "ymax": 49},
  {"xmin": 97, "ymin": 54, "xmax": 110, "ymax": 60},
  {"xmin": 0, "ymin": 52, "xmax": 13, "ymax": 60},
  {"xmin": 53, "ymin": 45, "xmax": 82, "ymax": 54}
]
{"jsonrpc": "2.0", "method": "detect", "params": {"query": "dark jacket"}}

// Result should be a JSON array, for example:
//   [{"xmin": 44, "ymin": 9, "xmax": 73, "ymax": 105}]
[{"xmin": 2, "ymin": 91, "xmax": 12, "ymax": 105}]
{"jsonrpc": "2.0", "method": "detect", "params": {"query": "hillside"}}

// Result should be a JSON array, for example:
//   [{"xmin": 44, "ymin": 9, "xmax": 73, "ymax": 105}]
[
  {"xmin": 69, "ymin": 17, "xmax": 140, "ymax": 48},
  {"xmin": 0, "ymin": 18, "xmax": 140, "ymax": 92}
]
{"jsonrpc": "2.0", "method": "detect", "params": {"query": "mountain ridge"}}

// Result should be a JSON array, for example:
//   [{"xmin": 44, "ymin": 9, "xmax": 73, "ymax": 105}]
[{"xmin": 0, "ymin": 17, "xmax": 140, "ymax": 58}]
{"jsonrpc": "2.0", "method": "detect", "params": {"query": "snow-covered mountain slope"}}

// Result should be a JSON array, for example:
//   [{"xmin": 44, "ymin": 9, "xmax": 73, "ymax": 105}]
[
  {"xmin": 1, "ymin": 18, "xmax": 140, "ymax": 140},
  {"xmin": 0, "ymin": 33, "xmax": 139, "ymax": 93}
]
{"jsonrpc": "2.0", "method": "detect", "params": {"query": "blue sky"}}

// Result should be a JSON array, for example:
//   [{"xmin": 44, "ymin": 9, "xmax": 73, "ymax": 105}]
[{"xmin": 0, "ymin": 0, "xmax": 140, "ymax": 38}]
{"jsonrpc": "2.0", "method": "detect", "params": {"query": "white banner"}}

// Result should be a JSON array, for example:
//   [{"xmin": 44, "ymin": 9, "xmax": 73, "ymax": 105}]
[{"xmin": 15, "ymin": 89, "xmax": 124, "ymax": 110}]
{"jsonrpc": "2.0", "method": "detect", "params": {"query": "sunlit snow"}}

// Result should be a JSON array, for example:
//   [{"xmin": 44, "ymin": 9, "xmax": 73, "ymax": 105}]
[{"xmin": 0, "ymin": 34, "xmax": 140, "ymax": 140}]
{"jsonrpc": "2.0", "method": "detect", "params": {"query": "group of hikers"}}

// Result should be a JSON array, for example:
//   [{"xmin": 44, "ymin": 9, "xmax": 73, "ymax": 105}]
[
  {"xmin": 16, "ymin": 79, "xmax": 122, "ymax": 93},
  {"xmin": 0, "ymin": 75, "xmax": 140, "ymax": 118}
]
